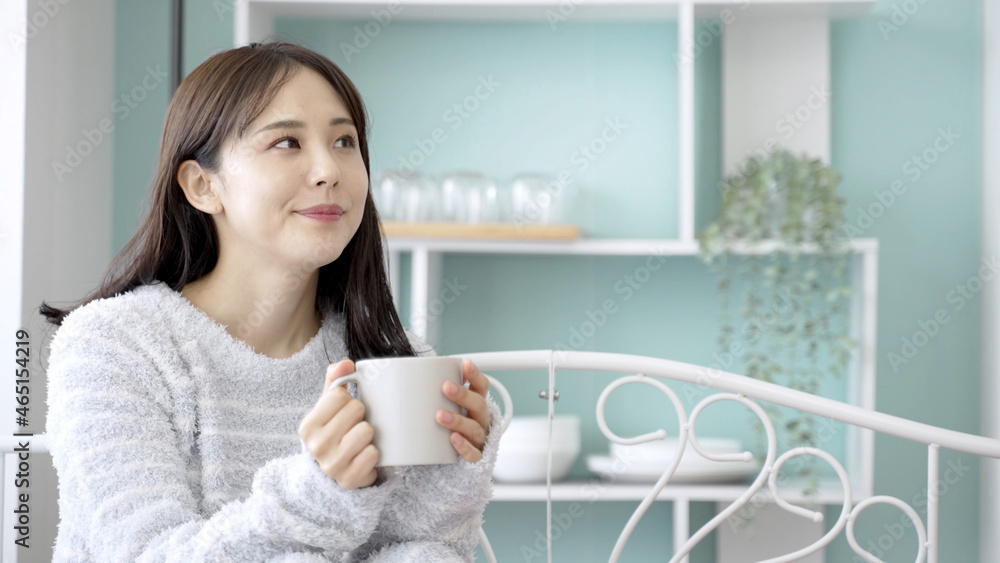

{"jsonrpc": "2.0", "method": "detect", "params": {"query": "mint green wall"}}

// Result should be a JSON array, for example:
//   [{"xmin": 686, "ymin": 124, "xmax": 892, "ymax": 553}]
[
  {"xmin": 112, "ymin": 0, "xmax": 983, "ymax": 560},
  {"xmin": 112, "ymin": 0, "xmax": 171, "ymax": 251},
  {"xmin": 828, "ymin": 0, "xmax": 982, "ymax": 560}
]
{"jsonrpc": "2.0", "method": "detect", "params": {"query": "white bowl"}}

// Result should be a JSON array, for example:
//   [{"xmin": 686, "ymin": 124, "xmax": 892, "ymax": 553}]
[
  {"xmin": 500, "ymin": 415, "xmax": 580, "ymax": 452},
  {"xmin": 493, "ymin": 439, "xmax": 580, "ymax": 483},
  {"xmin": 501, "ymin": 415, "xmax": 580, "ymax": 437},
  {"xmin": 493, "ymin": 415, "xmax": 581, "ymax": 482}
]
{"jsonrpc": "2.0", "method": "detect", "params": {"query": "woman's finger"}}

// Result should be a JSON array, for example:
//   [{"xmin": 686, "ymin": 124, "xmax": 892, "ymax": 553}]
[
  {"xmin": 436, "ymin": 409, "xmax": 487, "ymax": 451},
  {"xmin": 299, "ymin": 360, "xmax": 355, "ymax": 437},
  {"xmin": 325, "ymin": 359, "xmax": 355, "ymax": 391},
  {"xmin": 443, "ymin": 379, "xmax": 490, "ymax": 433},
  {"xmin": 450, "ymin": 431, "xmax": 483, "ymax": 463},
  {"xmin": 462, "ymin": 359, "xmax": 490, "ymax": 397},
  {"xmin": 342, "ymin": 443, "xmax": 379, "ymax": 489}
]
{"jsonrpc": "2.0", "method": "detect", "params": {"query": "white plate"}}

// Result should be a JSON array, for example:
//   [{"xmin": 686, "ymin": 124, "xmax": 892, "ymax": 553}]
[
  {"xmin": 610, "ymin": 438, "xmax": 742, "ymax": 461},
  {"xmin": 586, "ymin": 455, "xmax": 761, "ymax": 484}
]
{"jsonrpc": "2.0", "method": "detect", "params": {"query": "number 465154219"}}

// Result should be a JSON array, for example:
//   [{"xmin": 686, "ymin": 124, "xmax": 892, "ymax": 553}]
[{"xmin": 15, "ymin": 329, "xmax": 30, "ymax": 426}]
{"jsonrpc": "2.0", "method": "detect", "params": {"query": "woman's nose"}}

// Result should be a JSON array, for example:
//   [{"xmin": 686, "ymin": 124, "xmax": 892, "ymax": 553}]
[{"xmin": 308, "ymin": 147, "xmax": 342, "ymax": 187}]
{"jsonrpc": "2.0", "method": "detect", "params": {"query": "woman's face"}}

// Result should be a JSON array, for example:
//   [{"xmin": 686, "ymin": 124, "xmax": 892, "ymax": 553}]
[{"xmin": 207, "ymin": 66, "xmax": 368, "ymax": 273}]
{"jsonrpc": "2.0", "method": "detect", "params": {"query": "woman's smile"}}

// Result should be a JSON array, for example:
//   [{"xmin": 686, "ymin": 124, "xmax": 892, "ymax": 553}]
[{"xmin": 296, "ymin": 203, "xmax": 345, "ymax": 223}]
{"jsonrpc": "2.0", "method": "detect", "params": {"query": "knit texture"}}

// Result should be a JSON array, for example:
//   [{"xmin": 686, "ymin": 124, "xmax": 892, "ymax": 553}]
[{"xmin": 45, "ymin": 281, "xmax": 502, "ymax": 562}]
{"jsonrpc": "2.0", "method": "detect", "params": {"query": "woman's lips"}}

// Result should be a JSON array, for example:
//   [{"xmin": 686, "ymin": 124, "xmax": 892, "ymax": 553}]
[
  {"xmin": 296, "ymin": 204, "xmax": 344, "ymax": 222},
  {"xmin": 296, "ymin": 210, "xmax": 343, "ymax": 223}
]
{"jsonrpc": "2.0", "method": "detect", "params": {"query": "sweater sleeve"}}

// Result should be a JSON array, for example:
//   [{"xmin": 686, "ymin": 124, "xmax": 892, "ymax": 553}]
[
  {"xmin": 347, "ymin": 331, "xmax": 503, "ymax": 562},
  {"xmin": 46, "ymin": 306, "xmax": 397, "ymax": 562}
]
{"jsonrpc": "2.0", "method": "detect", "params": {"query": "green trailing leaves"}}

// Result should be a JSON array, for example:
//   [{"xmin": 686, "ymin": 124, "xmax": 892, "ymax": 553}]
[{"xmin": 697, "ymin": 149, "xmax": 855, "ymax": 497}]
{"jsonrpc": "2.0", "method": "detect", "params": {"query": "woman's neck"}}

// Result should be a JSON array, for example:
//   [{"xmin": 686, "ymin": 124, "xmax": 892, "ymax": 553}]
[{"xmin": 181, "ymin": 269, "xmax": 322, "ymax": 359}]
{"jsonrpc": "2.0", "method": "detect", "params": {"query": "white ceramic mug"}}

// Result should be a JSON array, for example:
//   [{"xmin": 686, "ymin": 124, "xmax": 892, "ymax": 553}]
[{"xmin": 329, "ymin": 356, "xmax": 465, "ymax": 467}]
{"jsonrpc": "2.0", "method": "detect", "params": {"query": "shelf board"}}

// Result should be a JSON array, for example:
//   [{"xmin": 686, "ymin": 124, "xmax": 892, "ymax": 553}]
[
  {"xmin": 381, "ymin": 221, "xmax": 582, "ymax": 240},
  {"xmin": 385, "ymin": 236, "xmax": 877, "ymax": 256},
  {"xmin": 246, "ymin": 0, "xmax": 876, "ymax": 22},
  {"xmin": 491, "ymin": 478, "xmax": 852, "ymax": 504}
]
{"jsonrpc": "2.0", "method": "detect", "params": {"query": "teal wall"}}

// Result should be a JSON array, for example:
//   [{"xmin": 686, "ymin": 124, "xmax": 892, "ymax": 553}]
[
  {"xmin": 112, "ymin": 0, "xmax": 171, "ymax": 252},
  {"xmin": 113, "ymin": 0, "xmax": 983, "ymax": 560},
  {"xmin": 829, "ymin": 0, "xmax": 982, "ymax": 560}
]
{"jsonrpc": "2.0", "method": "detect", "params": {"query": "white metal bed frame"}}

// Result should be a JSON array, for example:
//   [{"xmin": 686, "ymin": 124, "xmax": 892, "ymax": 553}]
[
  {"xmin": 3, "ymin": 349, "xmax": 999, "ymax": 562},
  {"xmin": 460, "ymin": 349, "xmax": 1000, "ymax": 563}
]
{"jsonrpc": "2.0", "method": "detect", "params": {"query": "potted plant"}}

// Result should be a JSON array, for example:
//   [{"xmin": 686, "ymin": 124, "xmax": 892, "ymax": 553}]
[{"xmin": 697, "ymin": 148, "xmax": 855, "ymax": 495}]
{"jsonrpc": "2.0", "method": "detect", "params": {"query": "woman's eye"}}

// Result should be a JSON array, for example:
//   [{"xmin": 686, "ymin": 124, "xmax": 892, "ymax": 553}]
[
  {"xmin": 336, "ymin": 135, "xmax": 357, "ymax": 148},
  {"xmin": 274, "ymin": 136, "xmax": 299, "ymax": 149},
  {"xmin": 272, "ymin": 135, "xmax": 355, "ymax": 150}
]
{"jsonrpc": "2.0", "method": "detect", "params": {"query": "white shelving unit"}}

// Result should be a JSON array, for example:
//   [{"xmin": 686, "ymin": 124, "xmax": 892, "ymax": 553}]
[
  {"xmin": 236, "ymin": 0, "xmax": 877, "ymax": 40},
  {"xmin": 402, "ymin": 237, "xmax": 879, "ymax": 538},
  {"xmin": 235, "ymin": 1, "xmax": 878, "ymax": 558}
]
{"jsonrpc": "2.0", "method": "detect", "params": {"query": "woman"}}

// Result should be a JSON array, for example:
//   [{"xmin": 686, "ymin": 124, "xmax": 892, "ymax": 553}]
[{"xmin": 41, "ymin": 41, "xmax": 502, "ymax": 562}]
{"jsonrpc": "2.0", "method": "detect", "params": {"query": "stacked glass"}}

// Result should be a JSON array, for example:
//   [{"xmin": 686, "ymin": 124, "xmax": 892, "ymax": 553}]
[{"xmin": 372, "ymin": 170, "xmax": 572, "ymax": 226}]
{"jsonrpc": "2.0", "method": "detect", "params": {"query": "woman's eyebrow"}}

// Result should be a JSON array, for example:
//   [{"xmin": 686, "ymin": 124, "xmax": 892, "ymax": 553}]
[{"xmin": 254, "ymin": 116, "xmax": 354, "ymax": 135}]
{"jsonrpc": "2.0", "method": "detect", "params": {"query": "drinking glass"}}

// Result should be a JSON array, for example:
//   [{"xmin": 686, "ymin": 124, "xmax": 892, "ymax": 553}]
[
  {"xmin": 396, "ymin": 177, "xmax": 423, "ymax": 223},
  {"xmin": 371, "ymin": 170, "xmax": 401, "ymax": 221},
  {"xmin": 438, "ymin": 171, "xmax": 469, "ymax": 223},
  {"xmin": 373, "ymin": 170, "xmax": 435, "ymax": 223},
  {"xmin": 508, "ymin": 173, "xmax": 567, "ymax": 225},
  {"xmin": 440, "ymin": 171, "xmax": 502, "ymax": 224}
]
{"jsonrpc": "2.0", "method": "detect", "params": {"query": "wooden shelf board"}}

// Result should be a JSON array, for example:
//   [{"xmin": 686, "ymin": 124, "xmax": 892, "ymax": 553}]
[
  {"xmin": 385, "ymin": 236, "xmax": 878, "ymax": 256},
  {"xmin": 381, "ymin": 221, "xmax": 582, "ymax": 241}
]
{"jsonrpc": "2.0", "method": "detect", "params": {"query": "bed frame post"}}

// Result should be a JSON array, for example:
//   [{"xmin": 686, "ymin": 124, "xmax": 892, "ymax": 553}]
[
  {"xmin": 927, "ymin": 444, "xmax": 939, "ymax": 563},
  {"xmin": 673, "ymin": 498, "xmax": 690, "ymax": 563}
]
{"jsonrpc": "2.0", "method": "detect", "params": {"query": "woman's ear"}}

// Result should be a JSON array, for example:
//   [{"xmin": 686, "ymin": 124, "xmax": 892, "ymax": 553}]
[{"xmin": 177, "ymin": 160, "xmax": 223, "ymax": 214}]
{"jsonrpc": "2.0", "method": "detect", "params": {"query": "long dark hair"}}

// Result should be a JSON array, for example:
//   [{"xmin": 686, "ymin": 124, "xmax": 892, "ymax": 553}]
[{"xmin": 39, "ymin": 41, "xmax": 416, "ymax": 360}]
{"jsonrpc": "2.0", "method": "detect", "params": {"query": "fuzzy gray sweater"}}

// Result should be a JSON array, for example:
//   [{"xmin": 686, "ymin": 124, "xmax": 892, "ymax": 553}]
[{"xmin": 45, "ymin": 281, "xmax": 502, "ymax": 562}]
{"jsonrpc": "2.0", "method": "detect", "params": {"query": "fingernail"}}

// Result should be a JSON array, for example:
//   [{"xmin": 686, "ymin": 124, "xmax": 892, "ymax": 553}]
[
  {"xmin": 445, "ymin": 381, "xmax": 457, "ymax": 394},
  {"xmin": 439, "ymin": 411, "xmax": 452, "ymax": 423}
]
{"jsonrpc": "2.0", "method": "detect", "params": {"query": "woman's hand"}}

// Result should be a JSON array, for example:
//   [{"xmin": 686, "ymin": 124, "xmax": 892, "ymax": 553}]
[
  {"xmin": 436, "ymin": 358, "xmax": 492, "ymax": 463},
  {"xmin": 298, "ymin": 359, "xmax": 379, "ymax": 490}
]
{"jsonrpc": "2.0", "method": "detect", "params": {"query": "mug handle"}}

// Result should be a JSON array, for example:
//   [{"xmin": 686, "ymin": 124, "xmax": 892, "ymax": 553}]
[
  {"xmin": 484, "ymin": 375, "xmax": 514, "ymax": 435},
  {"xmin": 328, "ymin": 373, "xmax": 360, "ymax": 392}
]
